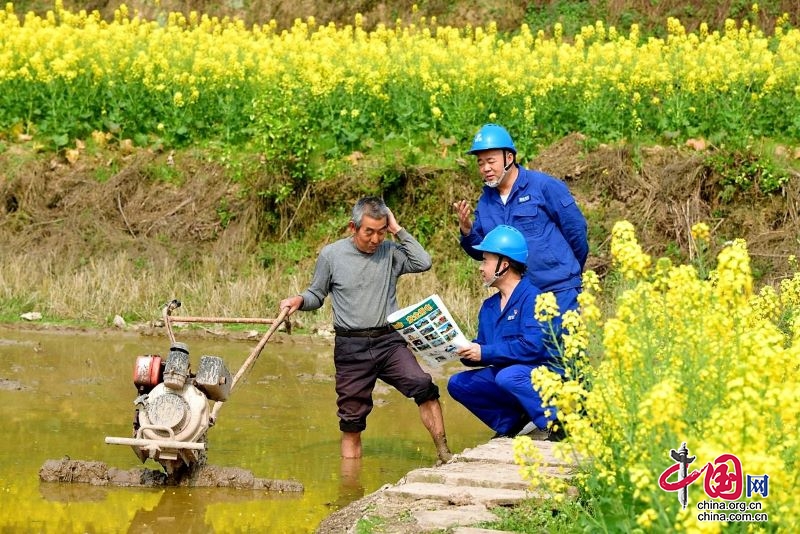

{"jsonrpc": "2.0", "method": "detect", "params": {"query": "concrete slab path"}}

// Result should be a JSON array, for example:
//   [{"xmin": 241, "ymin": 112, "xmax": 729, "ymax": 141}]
[{"xmin": 315, "ymin": 437, "xmax": 577, "ymax": 533}]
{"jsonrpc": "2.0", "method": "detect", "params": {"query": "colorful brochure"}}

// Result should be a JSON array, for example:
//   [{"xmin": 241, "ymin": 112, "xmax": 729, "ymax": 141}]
[{"xmin": 387, "ymin": 294, "xmax": 470, "ymax": 367}]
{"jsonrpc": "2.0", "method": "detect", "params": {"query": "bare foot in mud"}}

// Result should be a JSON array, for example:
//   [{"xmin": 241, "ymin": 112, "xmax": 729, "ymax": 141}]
[
  {"xmin": 435, "ymin": 438, "xmax": 453, "ymax": 465},
  {"xmin": 435, "ymin": 451, "xmax": 454, "ymax": 466}
]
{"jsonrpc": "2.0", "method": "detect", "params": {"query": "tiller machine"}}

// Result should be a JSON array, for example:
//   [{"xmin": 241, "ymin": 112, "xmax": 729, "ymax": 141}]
[{"xmin": 104, "ymin": 300, "xmax": 289, "ymax": 476}]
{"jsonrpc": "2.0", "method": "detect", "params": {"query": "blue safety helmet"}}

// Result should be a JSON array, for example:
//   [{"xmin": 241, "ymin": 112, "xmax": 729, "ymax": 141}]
[
  {"xmin": 473, "ymin": 225, "xmax": 528, "ymax": 264},
  {"xmin": 468, "ymin": 124, "xmax": 516, "ymax": 155}
]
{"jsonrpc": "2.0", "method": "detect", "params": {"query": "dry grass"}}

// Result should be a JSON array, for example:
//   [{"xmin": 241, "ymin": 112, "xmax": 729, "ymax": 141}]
[
  {"xmin": 32, "ymin": 0, "xmax": 800, "ymax": 35},
  {"xmin": 2, "ymin": 136, "xmax": 798, "ymax": 329},
  {"xmin": 0, "ymin": 246, "xmax": 486, "ymax": 334}
]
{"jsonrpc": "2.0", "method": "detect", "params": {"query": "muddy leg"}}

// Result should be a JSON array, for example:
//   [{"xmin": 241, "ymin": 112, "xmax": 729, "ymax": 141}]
[
  {"xmin": 341, "ymin": 431, "xmax": 362, "ymax": 459},
  {"xmin": 418, "ymin": 399, "xmax": 452, "ymax": 463}
]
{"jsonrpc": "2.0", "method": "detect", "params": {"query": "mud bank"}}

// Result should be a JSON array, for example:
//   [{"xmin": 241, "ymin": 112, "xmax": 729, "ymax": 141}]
[{"xmin": 39, "ymin": 458, "xmax": 304, "ymax": 491}]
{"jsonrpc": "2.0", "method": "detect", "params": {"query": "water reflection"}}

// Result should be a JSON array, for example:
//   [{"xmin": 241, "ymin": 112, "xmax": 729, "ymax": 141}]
[
  {"xmin": 0, "ymin": 326, "xmax": 487, "ymax": 532},
  {"xmin": 337, "ymin": 457, "xmax": 365, "ymax": 509}
]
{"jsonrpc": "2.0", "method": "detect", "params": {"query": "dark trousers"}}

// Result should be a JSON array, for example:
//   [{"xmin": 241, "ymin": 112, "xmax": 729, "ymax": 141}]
[{"xmin": 333, "ymin": 331, "xmax": 439, "ymax": 433}]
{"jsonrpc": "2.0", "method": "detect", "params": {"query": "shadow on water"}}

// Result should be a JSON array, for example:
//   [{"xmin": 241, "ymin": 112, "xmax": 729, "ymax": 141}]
[{"xmin": 0, "ymin": 326, "xmax": 488, "ymax": 533}]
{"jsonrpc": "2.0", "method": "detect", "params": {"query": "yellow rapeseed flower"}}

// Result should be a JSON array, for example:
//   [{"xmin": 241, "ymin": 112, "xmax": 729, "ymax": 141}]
[
  {"xmin": 690, "ymin": 221, "xmax": 710, "ymax": 242},
  {"xmin": 581, "ymin": 270, "xmax": 601, "ymax": 293},
  {"xmin": 610, "ymin": 220, "xmax": 652, "ymax": 279},
  {"xmin": 636, "ymin": 507, "xmax": 658, "ymax": 528},
  {"xmin": 519, "ymin": 219, "xmax": 799, "ymax": 530},
  {"xmin": 534, "ymin": 291, "xmax": 560, "ymax": 322},
  {"xmin": 577, "ymin": 290, "xmax": 601, "ymax": 324}
]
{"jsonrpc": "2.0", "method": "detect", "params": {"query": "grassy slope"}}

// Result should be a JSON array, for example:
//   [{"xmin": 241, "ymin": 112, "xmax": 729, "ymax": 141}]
[
  {"xmin": 1, "ymin": 1, "xmax": 799, "ymax": 328},
  {"xmin": 1, "ymin": 134, "xmax": 797, "ymax": 330}
]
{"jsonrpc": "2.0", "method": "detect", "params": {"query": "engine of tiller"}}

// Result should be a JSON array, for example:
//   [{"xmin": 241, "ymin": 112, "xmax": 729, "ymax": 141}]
[{"xmin": 109, "ymin": 341, "xmax": 232, "ymax": 475}]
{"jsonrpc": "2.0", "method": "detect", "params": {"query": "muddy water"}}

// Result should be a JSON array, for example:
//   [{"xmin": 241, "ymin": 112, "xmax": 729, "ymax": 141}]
[{"xmin": 0, "ymin": 327, "xmax": 487, "ymax": 533}]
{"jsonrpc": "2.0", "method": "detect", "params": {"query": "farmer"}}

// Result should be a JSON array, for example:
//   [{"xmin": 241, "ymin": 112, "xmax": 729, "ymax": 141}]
[
  {"xmin": 447, "ymin": 225, "xmax": 564, "ymax": 439},
  {"xmin": 279, "ymin": 196, "xmax": 453, "ymax": 463},
  {"xmin": 453, "ymin": 123, "xmax": 589, "ymax": 314}
]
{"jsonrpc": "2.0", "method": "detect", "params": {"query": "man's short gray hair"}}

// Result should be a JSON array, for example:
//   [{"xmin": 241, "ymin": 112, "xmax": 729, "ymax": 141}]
[{"xmin": 351, "ymin": 196, "xmax": 389, "ymax": 229}]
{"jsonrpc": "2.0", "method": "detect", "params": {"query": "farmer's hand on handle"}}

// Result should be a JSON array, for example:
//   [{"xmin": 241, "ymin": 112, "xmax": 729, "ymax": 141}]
[
  {"xmin": 162, "ymin": 299, "xmax": 181, "ymax": 318},
  {"xmin": 279, "ymin": 296, "xmax": 303, "ymax": 316},
  {"xmin": 162, "ymin": 299, "xmax": 182, "ymax": 345}
]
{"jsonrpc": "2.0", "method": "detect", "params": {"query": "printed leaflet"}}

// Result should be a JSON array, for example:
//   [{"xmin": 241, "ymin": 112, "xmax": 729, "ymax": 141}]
[{"xmin": 387, "ymin": 294, "xmax": 469, "ymax": 367}]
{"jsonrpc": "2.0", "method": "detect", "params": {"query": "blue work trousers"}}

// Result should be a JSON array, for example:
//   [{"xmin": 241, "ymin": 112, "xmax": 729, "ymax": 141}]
[{"xmin": 447, "ymin": 364, "xmax": 553, "ymax": 435}]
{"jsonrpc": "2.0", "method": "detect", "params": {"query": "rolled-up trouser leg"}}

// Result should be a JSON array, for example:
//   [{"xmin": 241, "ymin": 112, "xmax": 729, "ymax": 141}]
[
  {"xmin": 334, "ymin": 336, "xmax": 379, "ymax": 433},
  {"xmin": 373, "ymin": 332, "xmax": 439, "ymax": 404},
  {"xmin": 334, "ymin": 331, "xmax": 437, "ymax": 433}
]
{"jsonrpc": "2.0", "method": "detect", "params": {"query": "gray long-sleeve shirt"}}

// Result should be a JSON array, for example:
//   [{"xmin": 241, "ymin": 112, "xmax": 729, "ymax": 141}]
[{"xmin": 299, "ymin": 229, "xmax": 432, "ymax": 329}]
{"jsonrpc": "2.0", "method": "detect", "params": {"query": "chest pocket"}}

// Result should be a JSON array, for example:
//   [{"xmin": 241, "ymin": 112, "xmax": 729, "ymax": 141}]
[
  {"xmin": 511, "ymin": 203, "xmax": 545, "ymax": 238},
  {"xmin": 496, "ymin": 308, "xmax": 521, "ymax": 339}
]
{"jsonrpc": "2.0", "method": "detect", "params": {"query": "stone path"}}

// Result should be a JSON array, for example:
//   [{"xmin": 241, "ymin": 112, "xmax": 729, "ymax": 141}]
[{"xmin": 316, "ymin": 437, "xmax": 577, "ymax": 533}]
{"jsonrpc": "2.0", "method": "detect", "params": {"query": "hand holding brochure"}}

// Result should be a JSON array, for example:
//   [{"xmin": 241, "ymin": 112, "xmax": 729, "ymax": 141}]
[{"xmin": 387, "ymin": 294, "xmax": 470, "ymax": 367}]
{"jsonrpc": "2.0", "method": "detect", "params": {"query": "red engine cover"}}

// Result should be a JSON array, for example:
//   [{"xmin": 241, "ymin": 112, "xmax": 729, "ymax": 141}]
[{"xmin": 133, "ymin": 355, "xmax": 162, "ymax": 388}]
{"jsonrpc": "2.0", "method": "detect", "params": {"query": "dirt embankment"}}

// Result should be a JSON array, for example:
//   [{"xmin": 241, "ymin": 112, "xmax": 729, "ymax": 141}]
[
  {"xmin": 1, "ymin": 135, "xmax": 798, "ymax": 289},
  {"xmin": 45, "ymin": 0, "xmax": 800, "ymax": 36},
  {"xmin": 542, "ymin": 137, "xmax": 799, "ymax": 280}
]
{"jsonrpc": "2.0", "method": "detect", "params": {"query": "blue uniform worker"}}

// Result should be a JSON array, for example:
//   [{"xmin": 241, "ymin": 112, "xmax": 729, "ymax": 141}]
[
  {"xmin": 447, "ymin": 226, "xmax": 563, "ymax": 438},
  {"xmin": 453, "ymin": 124, "xmax": 589, "ymax": 314}
]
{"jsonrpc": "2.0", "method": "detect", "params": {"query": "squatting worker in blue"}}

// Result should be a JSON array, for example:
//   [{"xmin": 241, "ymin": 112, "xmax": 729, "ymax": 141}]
[
  {"xmin": 447, "ymin": 225, "xmax": 564, "ymax": 439},
  {"xmin": 453, "ymin": 123, "xmax": 589, "ymax": 314},
  {"xmin": 279, "ymin": 196, "xmax": 453, "ymax": 463}
]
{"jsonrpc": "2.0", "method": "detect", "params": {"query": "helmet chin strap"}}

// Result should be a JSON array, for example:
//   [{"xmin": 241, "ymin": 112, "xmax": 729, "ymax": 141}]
[
  {"xmin": 484, "ymin": 151, "xmax": 515, "ymax": 189},
  {"xmin": 483, "ymin": 257, "xmax": 510, "ymax": 287}
]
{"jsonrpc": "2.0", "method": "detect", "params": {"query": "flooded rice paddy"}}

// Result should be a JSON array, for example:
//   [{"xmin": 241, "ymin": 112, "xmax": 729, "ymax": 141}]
[{"xmin": 0, "ymin": 326, "xmax": 487, "ymax": 533}]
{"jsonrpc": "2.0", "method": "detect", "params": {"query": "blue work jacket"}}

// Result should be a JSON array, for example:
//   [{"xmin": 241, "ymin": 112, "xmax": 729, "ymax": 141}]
[
  {"xmin": 460, "ymin": 165, "xmax": 588, "ymax": 293},
  {"xmin": 469, "ymin": 278, "xmax": 562, "ymax": 370}
]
